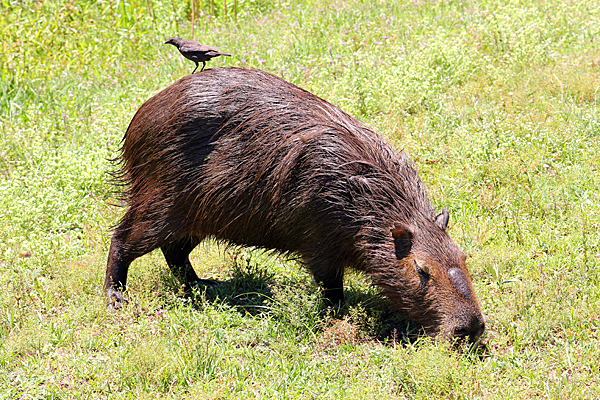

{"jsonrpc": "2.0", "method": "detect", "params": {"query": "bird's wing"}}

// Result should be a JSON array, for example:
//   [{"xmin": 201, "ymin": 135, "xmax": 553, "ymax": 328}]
[{"xmin": 179, "ymin": 41, "xmax": 219, "ymax": 53}]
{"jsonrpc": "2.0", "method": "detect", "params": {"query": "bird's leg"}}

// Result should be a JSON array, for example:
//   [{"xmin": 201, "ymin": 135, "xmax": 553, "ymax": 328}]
[
  {"xmin": 200, "ymin": 61, "xmax": 206, "ymax": 72},
  {"xmin": 191, "ymin": 62, "xmax": 199, "ymax": 74}
]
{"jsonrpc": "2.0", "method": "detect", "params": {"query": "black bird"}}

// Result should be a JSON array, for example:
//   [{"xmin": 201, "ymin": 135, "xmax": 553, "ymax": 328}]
[{"xmin": 165, "ymin": 37, "xmax": 232, "ymax": 73}]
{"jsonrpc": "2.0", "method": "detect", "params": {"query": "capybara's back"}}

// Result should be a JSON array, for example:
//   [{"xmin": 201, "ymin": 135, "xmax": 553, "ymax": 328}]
[{"xmin": 106, "ymin": 68, "xmax": 485, "ymax": 341}]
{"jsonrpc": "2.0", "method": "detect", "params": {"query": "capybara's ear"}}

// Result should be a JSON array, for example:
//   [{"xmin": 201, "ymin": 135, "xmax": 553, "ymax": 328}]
[
  {"xmin": 391, "ymin": 223, "xmax": 413, "ymax": 259},
  {"xmin": 434, "ymin": 208, "xmax": 449, "ymax": 231}
]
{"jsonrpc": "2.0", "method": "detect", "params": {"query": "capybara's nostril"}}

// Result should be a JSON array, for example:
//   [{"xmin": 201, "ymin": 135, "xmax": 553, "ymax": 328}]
[{"xmin": 474, "ymin": 323, "xmax": 486, "ymax": 340}]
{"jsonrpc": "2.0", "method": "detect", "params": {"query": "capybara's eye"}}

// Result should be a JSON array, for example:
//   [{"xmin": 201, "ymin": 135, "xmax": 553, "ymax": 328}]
[{"xmin": 414, "ymin": 260, "xmax": 430, "ymax": 279}]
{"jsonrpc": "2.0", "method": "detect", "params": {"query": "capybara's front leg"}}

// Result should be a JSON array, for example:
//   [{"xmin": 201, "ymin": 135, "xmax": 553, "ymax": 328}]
[{"xmin": 308, "ymin": 260, "xmax": 345, "ymax": 307}]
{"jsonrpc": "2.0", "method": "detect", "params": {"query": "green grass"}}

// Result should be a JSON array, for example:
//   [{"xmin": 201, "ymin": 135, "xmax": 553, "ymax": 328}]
[{"xmin": 1, "ymin": 0, "xmax": 600, "ymax": 398}]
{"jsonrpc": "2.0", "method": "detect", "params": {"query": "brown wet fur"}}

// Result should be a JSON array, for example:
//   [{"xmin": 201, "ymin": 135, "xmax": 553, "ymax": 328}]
[{"xmin": 105, "ymin": 67, "xmax": 485, "ymax": 342}]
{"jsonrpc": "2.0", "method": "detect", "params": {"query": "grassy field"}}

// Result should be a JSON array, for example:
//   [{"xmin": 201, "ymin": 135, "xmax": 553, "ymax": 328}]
[{"xmin": 1, "ymin": 0, "xmax": 600, "ymax": 398}]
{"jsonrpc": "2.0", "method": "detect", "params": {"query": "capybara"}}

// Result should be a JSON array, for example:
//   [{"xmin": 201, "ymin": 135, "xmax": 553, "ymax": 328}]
[{"xmin": 105, "ymin": 68, "xmax": 485, "ymax": 341}]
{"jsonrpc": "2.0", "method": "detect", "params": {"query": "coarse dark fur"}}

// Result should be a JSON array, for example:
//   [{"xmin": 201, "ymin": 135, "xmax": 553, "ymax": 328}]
[{"xmin": 105, "ymin": 67, "xmax": 485, "ymax": 341}]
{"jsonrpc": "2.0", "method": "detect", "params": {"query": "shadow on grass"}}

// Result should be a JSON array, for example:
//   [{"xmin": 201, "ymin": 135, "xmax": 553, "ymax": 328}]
[
  {"xmin": 178, "ymin": 258, "xmax": 421, "ymax": 346},
  {"xmin": 160, "ymin": 254, "xmax": 488, "ymax": 353},
  {"xmin": 189, "ymin": 257, "xmax": 277, "ymax": 317},
  {"xmin": 337, "ymin": 285, "xmax": 421, "ymax": 344}
]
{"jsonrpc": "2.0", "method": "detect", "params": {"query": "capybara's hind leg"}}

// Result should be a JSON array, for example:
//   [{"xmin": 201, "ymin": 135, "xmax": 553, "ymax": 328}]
[
  {"xmin": 104, "ymin": 209, "xmax": 168, "ymax": 308},
  {"xmin": 161, "ymin": 236, "xmax": 217, "ymax": 289},
  {"xmin": 105, "ymin": 231, "xmax": 137, "ymax": 309}
]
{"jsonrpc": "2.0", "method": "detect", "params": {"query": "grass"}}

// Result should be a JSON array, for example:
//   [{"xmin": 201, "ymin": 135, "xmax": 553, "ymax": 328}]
[{"xmin": 1, "ymin": 0, "xmax": 599, "ymax": 398}]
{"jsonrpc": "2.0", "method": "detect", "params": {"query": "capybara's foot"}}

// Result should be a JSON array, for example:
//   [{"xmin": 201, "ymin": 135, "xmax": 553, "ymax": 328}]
[
  {"xmin": 106, "ymin": 288, "xmax": 128, "ymax": 309},
  {"xmin": 322, "ymin": 288, "xmax": 344, "ymax": 308}
]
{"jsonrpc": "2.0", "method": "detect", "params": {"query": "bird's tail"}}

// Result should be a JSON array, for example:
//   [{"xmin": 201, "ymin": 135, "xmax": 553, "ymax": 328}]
[{"xmin": 219, "ymin": 52, "xmax": 232, "ymax": 57}]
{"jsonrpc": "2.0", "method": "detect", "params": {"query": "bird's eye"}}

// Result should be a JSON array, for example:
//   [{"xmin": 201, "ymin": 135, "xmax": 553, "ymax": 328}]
[{"xmin": 414, "ymin": 260, "xmax": 430, "ymax": 279}]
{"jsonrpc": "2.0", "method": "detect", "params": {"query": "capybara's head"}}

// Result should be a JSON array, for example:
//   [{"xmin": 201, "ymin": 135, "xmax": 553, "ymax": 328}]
[{"xmin": 378, "ymin": 210, "xmax": 485, "ymax": 342}]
